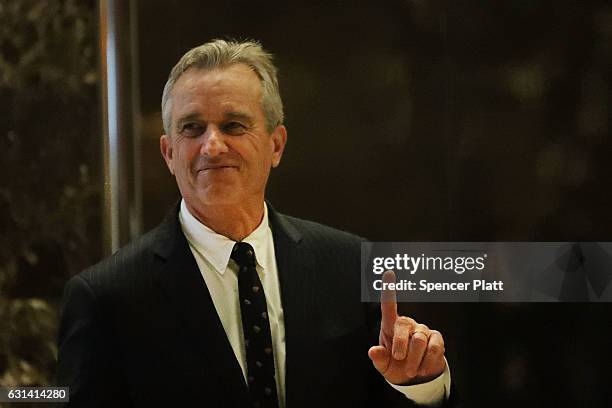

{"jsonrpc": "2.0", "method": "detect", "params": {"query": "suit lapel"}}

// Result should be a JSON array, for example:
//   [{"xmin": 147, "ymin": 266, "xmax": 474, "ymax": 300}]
[
  {"xmin": 149, "ymin": 207, "xmax": 250, "ymax": 403},
  {"xmin": 268, "ymin": 206, "xmax": 318, "ymax": 407}
]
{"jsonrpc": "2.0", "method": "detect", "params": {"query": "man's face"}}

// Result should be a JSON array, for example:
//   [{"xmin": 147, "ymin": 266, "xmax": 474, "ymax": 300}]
[{"xmin": 160, "ymin": 64, "xmax": 286, "ymax": 212}]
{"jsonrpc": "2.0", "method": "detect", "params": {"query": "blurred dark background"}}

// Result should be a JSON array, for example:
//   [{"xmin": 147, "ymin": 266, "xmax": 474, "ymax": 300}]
[{"xmin": 1, "ymin": 0, "xmax": 611, "ymax": 406}]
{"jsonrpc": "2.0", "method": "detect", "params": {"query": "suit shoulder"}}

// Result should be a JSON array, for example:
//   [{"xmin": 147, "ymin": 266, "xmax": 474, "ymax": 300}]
[
  {"xmin": 73, "ymin": 225, "xmax": 162, "ymax": 291},
  {"xmin": 280, "ymin": 214, "xmax": 366, "ymax": 247}
]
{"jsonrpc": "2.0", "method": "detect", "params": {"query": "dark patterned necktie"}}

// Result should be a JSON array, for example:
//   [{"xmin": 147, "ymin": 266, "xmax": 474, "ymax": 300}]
[{"xmin": 231, "ymin": 242, "xmax": 279, "ymax": 408}]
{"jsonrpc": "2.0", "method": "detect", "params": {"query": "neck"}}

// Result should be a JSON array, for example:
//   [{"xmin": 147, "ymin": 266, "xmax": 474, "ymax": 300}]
[{"xmin": 185, "ymin": 200, "xmax": 265, "ymax": 241}]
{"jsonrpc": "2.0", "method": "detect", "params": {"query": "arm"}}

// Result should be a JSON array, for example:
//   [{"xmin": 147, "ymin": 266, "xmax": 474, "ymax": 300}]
[{"xmin": 56, "ymin": 275, "xmax": 130, "ymax": 407}]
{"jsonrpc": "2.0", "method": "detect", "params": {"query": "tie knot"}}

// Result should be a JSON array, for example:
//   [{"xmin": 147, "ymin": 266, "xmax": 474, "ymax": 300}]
[{"xmin": 231, "ymin": 242, "xmax": 256, "ymax": 268}]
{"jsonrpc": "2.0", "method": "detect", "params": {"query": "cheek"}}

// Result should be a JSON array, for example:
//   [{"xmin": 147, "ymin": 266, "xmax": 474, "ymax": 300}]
[
  {"xmin": 253, "ymin": 147, "xmax": 272, "ymax": 175},
  {"xmin": 175, "ymin": 144, "xmax": 198, "ymax": 170},
  {"xmin": 257, "ymin": 138, "xmax": 275, "ymax": 164},
  {"xmin": 228, "ymin": 137, "xmax": 273, "ymax": 177}
]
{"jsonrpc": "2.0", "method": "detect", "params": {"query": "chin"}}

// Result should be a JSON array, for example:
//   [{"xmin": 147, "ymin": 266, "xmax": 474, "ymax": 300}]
[{"xmin": 195, "ymin": 188, "xmax": 241, "ymax": 207}]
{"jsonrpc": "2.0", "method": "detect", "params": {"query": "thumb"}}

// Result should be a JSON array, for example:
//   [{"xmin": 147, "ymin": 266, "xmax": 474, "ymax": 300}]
[{"xmin": 368, "ymin": 345, "xmax": 390, "ymax": 374}]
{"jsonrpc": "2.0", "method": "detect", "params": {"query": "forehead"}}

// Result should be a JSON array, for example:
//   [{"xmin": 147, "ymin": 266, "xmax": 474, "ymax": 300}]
[{"xmin": 170, "ymin": 64, "xmax": 263, "ymax": 114}]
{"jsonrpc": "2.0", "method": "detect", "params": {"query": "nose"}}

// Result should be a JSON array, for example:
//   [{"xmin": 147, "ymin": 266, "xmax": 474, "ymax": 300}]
[{"xmin": 200, "ymin": 126, "xmax": 228, "ymax": 157}]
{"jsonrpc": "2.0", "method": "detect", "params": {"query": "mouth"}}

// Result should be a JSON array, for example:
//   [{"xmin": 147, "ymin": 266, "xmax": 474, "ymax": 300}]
[{"xmin": 197, "ymin": 165, "xmax": 238, "ymax": 173}]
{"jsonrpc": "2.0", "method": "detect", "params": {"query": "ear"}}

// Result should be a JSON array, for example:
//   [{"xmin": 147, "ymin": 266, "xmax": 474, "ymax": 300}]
[
  {"xmin": 160, "ymin": 134, "xmax": 175, "ymax": 175},
  {"xmin": 270, "ymin": 125, "xmax": 287, "ymax": 168}
]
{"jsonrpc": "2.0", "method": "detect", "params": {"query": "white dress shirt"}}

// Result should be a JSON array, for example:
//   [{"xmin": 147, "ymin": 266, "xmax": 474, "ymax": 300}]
[{"xmin": 179, "ymin": 199, "xmax": 450, "ymax": 407}]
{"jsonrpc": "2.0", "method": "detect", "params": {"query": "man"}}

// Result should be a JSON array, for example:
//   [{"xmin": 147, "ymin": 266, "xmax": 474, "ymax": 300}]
[{"xmin": 57, "ymin": 39, "xmax": 456, "ymax": 407}]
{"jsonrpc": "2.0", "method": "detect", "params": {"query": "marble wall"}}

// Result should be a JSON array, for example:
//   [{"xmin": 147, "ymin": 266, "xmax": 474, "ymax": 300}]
[{"xmin": 0, "ymin": 0, "xmax": 101, "ymax": 387}]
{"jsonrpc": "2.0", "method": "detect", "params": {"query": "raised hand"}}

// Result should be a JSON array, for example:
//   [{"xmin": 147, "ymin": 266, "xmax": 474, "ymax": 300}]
[{"xmin": 368, "ymin": 270, "xmax": 446, "ymax": 385}]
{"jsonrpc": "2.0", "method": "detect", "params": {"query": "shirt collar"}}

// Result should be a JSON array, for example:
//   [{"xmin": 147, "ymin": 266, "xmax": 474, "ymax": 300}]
[{"xmin": 179, "ymin": 199, "xmax": 270, "ymax": 275}]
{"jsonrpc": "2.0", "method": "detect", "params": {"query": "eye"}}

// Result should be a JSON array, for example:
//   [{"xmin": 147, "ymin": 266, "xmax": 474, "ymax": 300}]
[
  {"xmin": 223, "ymin": 121, "xmax": 247, "ymax": 135},
  {"xmin": 180, "ymin": 122, "xmax": 205, "ymax": 138}
]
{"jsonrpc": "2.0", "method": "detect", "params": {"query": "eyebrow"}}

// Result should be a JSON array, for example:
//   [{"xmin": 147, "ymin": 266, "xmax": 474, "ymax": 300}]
[
  {"xmin": 174, "ymin": 111, "xmax": 254, "ymax": 129},
  {"xmin": 175, "ymin": 113, "xmax": 202, "ymax": 129},
  {"xmin": 224, "ymin": 111, "xmax": 254, "ymax": 125}
]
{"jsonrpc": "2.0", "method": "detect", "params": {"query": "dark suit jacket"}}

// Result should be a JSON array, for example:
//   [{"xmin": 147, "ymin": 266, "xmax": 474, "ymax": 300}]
[{"xmin": 57, "ymin": 204, "xmax": 458, "ymax": 407}]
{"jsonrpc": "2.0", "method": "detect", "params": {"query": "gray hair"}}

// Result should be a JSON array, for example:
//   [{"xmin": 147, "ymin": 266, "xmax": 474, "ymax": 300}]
[{"xmin": 161, "ymin": 39, "xmax": 284, "ymax": 134}]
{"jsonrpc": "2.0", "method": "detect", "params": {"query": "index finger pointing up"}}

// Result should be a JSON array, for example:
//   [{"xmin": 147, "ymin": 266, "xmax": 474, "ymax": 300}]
[{"xmin": 381, "ymin": 270, "xmax": 398, "ymax": 336}]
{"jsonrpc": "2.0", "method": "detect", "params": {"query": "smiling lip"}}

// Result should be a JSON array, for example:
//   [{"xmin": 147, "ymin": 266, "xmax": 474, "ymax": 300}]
[{"xmin": 198, "ymin": 165, "xmax": 238, "ymax": 172}]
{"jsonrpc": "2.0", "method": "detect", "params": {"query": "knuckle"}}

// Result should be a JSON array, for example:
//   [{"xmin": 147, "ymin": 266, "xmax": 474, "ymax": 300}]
[
  {"xmin": 417, "ymin": 323, "xmax": 429, "ymax": 332},
  {"xmin": 428, "ymin": 343, "xmax": 442, "ymax": 355},
  {"xmin": 396, "ymin": 316, "xmax": 411, "ymax": 326},
  {"xmin": 431, "ymin": 330, "xmax": 445, "ymax": 344},
  {"xmin": 411, "ymin": 334, "xmax": 428, "ymax": 347}
]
